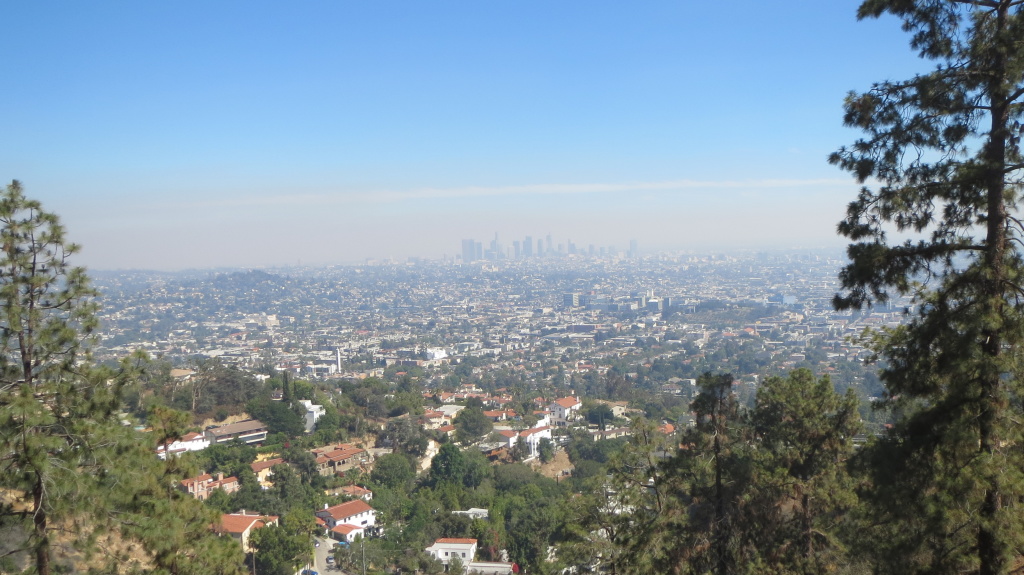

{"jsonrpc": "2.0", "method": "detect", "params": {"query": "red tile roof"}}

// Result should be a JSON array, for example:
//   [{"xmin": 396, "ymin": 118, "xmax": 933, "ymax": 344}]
[
  {"xmin": 321, "ymin": 499, "xmax": 373, "ymax": 521},
  {"xmin": 553, "ymin": 397, "xmax": 581, "ymax": 408},
  {"xmin": 217, "ymin": 513, "xmax": 278, "ymax": 535}
]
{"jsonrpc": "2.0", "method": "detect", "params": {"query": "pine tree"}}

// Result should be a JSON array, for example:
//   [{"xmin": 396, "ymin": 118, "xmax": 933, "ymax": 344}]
[
  {"xmin": 0, "ymin": 181, "xmax": 245, "ymax": 574},
  {"xmin": 613, "ymin": 373, "xmax": 749, "ymax": 575},
  {"xmin": 747, "ymin": 369, "xmax": 861, "ymax": 574},
  {"xmin": 0, "ymin": 180, "xmax": 110, "ymax": 575},
  {"xmin": 830, "ymin": 2, "xmax": 1024, "ymax": 573}
]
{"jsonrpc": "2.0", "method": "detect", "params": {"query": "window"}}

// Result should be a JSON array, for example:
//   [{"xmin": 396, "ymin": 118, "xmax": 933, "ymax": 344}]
[{"xmin": 462, "ymin": 553, "xmax": 466, "ymax": 558}]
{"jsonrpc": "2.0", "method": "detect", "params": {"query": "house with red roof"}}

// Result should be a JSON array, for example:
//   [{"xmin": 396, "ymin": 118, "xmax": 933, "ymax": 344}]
[
  {"xmin": 216, "ymin": 512, "xmax": 278, "ymax": 553},
  {"xmin": 424, "ymin": 538, "xmax": 515, "ymax": 574},
  {"xmin": 311, "ymin": 443, "xmax": 371, "ymax": 476},
  {"xmin": 337, "ymin": 484, "xmax": 373, "ymax": 501},
  {"xmin": 425, "ymin": 538, "xmax": 478, "ymax": 566},
  {"xmin": 250, "ymin": 457, "xmax": 285, "ymax": 488},
  {"xmin": 496, "ymin": 426, "xmax": 553, "ymax": 458},
  {"xmin": 315, "ymin": 499, "xmax": 377, "ymax": 542},
  {"xmin": 180, "ymin": 472, "xmax": 240, "ymax": 501},
  {"xmin": 549, "ymin": 396, "xmax": 582, "ymax": 424}
]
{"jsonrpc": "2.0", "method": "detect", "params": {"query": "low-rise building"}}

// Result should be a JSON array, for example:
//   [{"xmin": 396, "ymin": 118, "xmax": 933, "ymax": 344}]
[
  {"xmin": 250, "ymin": 457, "xmax": 285, "ymax": 488},
  {"xmin": 311, "ymin": 443, "xmax": 371, "ymax": 476},
  {"xmin": 203, "ymin": 419, "xmax": 268, "ymax": 446},
  {"xmin": 155, "ymin": 431, "xmax": 209, "ymax": 459},
  {"xmin": 550, "ymin": 396, "xmax": 582, "ymax": 423},
  {"xmin": 316, "ymin": 500, "xmax": 377, "ymax": 542},
  {"xmin": 180, "ymin": 472, "xmax": 240, "ymax": 501},
  {"xmin": 216, "ymin": 512, "xmax": 278, "ymax": 553},
  {"xmin": 425, "ymin": 538, "xmax": 478, "ymax": 566}
]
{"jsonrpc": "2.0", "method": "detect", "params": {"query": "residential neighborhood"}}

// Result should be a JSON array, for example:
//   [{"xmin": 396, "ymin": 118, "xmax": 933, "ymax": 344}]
[{"xmin": 92, "ymin": 250, "xmax": 896, "ymax": 574}]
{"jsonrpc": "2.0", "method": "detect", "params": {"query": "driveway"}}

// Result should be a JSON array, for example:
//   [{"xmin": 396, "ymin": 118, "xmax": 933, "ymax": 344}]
[{"xmin": 312, "ymin": 536, "xmax": 353, "ymax": 574}]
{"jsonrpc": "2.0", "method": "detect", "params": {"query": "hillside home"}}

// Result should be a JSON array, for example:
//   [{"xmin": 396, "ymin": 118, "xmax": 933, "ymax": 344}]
[
  {"xmin": 155, "ymin": 431, "xmax": 209, "ymax": 459},
  {"xmin": 180, "ymin": 472, "xmax": 240, "ymax": 501},
  {"xmin": 250, "ymin": 457, "xmax": 285, "ymax": 488},
  {"xmin": 425, "ymin": 538, "xmax": 478, "ymax": 566},
  {"xmin": 336, "ymin": 484, "xmax": 373, "ymax": 501},
  {"xmin": 549, "ymin": 396, "xmax": 581, "ymax": 424},
  {"xmin": 216, "ymin": 512, "xmax": 278, "ymax": 553},
  {"xmin": 311, "ymin": 443, "xmax": 370, "ymax": 476},
  {"xmin": 315, "ymin": 499, "xmax": 377, "ymax": 539},
  {"xmin": 298, "ymin": 399, "xmax": 325, "ymax": 433},
  {"xmin": 203, "ymin": 419, "xmax": 268, "ymax": 446}
]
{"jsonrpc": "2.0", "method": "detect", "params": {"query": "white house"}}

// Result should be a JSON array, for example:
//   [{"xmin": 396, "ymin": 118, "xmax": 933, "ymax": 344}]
[
  {"xmin": 496, "ymin": 426, "xmax": 553, "ymax": 458},
  {"xmin": 298, "ymin": 399, "xmax": 325, "ymax": 433},
  {"xmin": 549, "ymin": 396, "xmax": 582, "ymax": 423},
  {"xmin": 425, "ymin": 538, "xmax": 478, "ymax": 566},
  {"xmin": 330, "ymin": 523, "xmax": 365, "ymax": 543},
  {"xmin": 520, "ymin": 426, "xmax": 553, "ymax": 457},
  {"xmin": 315, "ymin": 500, "xmax": 376, "ymax": 542},
  {"xmin": 155, "ymin": 431, "xmax": 209, "ymax": 459}
]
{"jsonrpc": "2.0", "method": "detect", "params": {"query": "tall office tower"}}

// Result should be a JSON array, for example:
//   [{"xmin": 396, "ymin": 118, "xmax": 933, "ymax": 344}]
[
  {"xmin": 475, "ymin": 241, "xmax": 483, "ymax": 262},
  {"xmin": 589, "ymin": 244, "xmax": 595, "ymax": 256},
  {"xmin": 546, "ymin": 234, "xmax": 553, "ymax": 254},
  {"xmin": 630, "ymin": 239, "xmax": 639, "ymax": 258},
  {"xmin": 524, "ymin": 236, "xmax": 533, "ymax": 257},
  {"xmin": 513, "ymin": 240, "xmax": 521, "ymax": 259},
  {"xmin": 461, "ymin": 239, "xmax": 476, "ymax": 263}
]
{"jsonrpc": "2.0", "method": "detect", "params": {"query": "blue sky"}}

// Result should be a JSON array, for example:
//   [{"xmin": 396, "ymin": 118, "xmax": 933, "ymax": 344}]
[{"xmin": 1, "ymin": 1, "xmax": 924, "ymax": 270}]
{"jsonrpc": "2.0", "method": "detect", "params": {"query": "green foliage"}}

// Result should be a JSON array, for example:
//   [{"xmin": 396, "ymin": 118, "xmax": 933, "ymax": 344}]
[
  {"xmin": 538, "ymin": 437, "xmax": 555, "ymax": 464},
  {"xmin": 380, "ymin": 416, "xmax": 429, "ymax": 457},
  {"xmin": 453, "ymin": 405, "xmax": 493, "ymax": 445},
  {"xmin": 746, "ymin": 369, "xmax": 862, "ymax": 574},
  {"xmin": 249, "ymin": 519, "xmax": 310, "ymax": 575},
  {"xmin": 830, "ymin": 2, "xmax": 1024, "ymax": 573},
  {"xmin": 596, "ymin": 371, "xmax": 861, "ymax": 575},
  {"xmin": 191, "ymin": 441, "xmax": 258, "ymax": 477},
  {"xmin": 246, "ymin": 397, "xmax": 305, "ymax": 436},
  {"xmin": 0, "ymin": 181, "xmax": 244, "ymax": 575},
  {"xmin": 586, "ymin": 403, "xmax": 615, "ymax": 430},
  {"xmin": 372, "ymin": 452, "xmax": 417, "ymax": 489}
]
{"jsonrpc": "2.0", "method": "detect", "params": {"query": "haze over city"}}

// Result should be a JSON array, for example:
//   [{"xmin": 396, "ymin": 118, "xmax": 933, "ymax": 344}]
[{"xmin": 2, "ymin": 2, "xmax": 922, "ymax": 270}]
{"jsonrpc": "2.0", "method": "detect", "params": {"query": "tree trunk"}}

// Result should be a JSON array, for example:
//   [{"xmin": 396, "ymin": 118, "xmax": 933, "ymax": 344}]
[
  {"xmin": 978, "ymin": 5, "xmax": 1011, "ymax": 575},
  {"xmin": 33, "ymin": 478, "xmax": 49, "ymax": 575}
]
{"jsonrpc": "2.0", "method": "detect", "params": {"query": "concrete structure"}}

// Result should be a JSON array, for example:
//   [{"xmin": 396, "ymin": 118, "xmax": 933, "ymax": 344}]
[
  {"xmin": 298, "ymin": 399, "xmax": 326, "ymax": 433},
  {"xmin": 203, "ymin": 419, "xmax": 268, "ymax": 446}
]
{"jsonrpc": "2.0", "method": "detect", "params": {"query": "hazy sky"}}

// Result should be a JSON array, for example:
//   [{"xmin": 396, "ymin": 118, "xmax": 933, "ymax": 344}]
[{"xmin": 1, "ymin": 1, "xmax": 926, "ymax": 270}]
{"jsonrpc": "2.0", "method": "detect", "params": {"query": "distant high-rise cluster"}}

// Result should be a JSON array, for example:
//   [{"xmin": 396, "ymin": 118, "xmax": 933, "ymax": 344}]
[{"xmin": 459, "ymin": 234, "xmax": 637, "ymax": 263}]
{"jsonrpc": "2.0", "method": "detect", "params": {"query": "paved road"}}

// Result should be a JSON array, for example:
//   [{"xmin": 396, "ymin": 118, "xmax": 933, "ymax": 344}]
[{"xmin": 312, "ymin": 536, "xmax": 353, "ymax": 574}]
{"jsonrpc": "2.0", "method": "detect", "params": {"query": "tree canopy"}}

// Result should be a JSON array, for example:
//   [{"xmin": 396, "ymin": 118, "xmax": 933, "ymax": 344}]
[
  {"xmin": 0, "ymin": 181, "xmax": 244, "ymax": 574},
  {"xmin": 830, "ymin": 2, "xmax": 1024, "ymax": 573}
]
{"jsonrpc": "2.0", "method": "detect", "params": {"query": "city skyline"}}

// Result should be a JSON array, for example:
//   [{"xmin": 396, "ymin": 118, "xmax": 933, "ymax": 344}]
[{"xmin": 1, "ymin": 1, "xmax": 923, "ymax": 270}]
